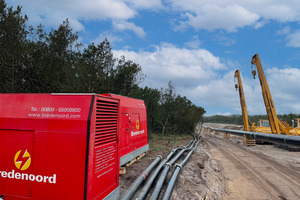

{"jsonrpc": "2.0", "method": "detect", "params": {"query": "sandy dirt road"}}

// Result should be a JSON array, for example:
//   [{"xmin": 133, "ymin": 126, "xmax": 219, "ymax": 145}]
[
  {"xmin": 204, "ymin": 123, "xmax": 300, "ymax": 200},
  {"xmin": 119, "ymin": 124, "xmax": 300, "ymax": 200}
]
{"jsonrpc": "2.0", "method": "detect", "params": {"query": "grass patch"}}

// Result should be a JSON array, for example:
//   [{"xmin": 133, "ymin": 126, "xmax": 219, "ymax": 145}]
[{"xmin": 148, "ymin": 132, "xmax": 193, "ymax": 153}]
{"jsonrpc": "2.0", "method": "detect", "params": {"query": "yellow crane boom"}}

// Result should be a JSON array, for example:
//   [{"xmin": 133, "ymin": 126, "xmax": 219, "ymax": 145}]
[
  {"xmin": 251, "ymin": 54, "xmax": 292, "ymax": 135},
  {"xmin": 234, "ymin": 69, "xmax": 271, "ymax": 133},
  {"xmin": 234, "ymin": 69, "xmax": 250, "ymax": 131}
]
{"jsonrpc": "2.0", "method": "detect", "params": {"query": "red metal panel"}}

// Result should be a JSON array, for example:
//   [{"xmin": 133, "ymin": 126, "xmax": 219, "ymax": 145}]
[
  {"xmin": 0, "ymin": 130, "xmax": 34, "ymax": 197},
  {"xmin": 119, "ymin": 113, "xmax": 130, "ymax": 157},
  {"xmin": 30, "ymin": 131, "xmax": 87, "ymax": 199},
  {"xmin": 101, "ymin": 94, "xmax": 148, "ymax": 164},
  {"xmin": 87, "ymin": 95, "xmax": 120, "ymax": 200},
  {"xmin": 0, "ymin": 94, "xmax": 91, "ymax": 132}
]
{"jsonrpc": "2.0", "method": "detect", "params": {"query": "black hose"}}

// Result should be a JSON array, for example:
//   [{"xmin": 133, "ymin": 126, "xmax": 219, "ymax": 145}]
[
  {"xmin": 167, "ymin": 140, "xmax": 194, "ymax": 166},
  {"xmin": 137, "ymin": 141, "xmax": 193, "ymax": 200},
  {"xmin": 149, "ymin": 140, "xmax": 196, "ymax": 200},
  {"xmin": 162, "ymin": 166, "xmax": 180, "ymax": 200},
  {"xmin": 120, "ymin": 155, "xmax": 162, "ymax": 200},
  {"xmin": 136, "ymin": 148, "xmax": 178, "ymax": 200},
  {"xmin": 162, "ymin": 138, "xmax": 201, "ymax": 200}
]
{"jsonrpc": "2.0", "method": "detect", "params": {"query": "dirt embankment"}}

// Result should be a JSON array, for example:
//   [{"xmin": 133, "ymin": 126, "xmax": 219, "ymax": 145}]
[{"xmin": 171, "ymin": 143, "xmax": 225, "ymax": 200}]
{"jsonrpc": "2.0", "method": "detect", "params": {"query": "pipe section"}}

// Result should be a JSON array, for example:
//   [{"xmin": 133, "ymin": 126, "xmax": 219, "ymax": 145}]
[
  {"xmin": 203, "ymin": 125, "xmax": 300, "ymax": 147},
  {"xmin": 120, "ymin": 155, "xmax": 162, "ymax": 200}
]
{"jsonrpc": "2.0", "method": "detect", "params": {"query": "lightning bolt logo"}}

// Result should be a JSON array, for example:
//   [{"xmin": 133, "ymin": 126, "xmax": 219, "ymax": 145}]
[
  {"xmin": 136, "ymin": 120, "xmax": 140, "ymax": 130},
  {"xmin": 14, "ymin": 149, "xmax": 31, "ymax": 171}
]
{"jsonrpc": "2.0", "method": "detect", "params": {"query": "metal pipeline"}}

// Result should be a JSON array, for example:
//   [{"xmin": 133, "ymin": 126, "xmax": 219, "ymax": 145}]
[
  {"xmin": 137, "ymin": 141, "xmax": 193, "ymax": 200},
  {"xmin": 120, "ymin": 155, "xmax": 162, "ymax": 200},
  {"xmin": 149, "ymin": 140, "xmax": 196, "ymax": 200},
  {"xmin": 162, "ymin": 137, "xmax": 201, "ymax": 200},
  {"xmin": 203, "ymin": 125, "xmax": 300, "ymax": 147}
]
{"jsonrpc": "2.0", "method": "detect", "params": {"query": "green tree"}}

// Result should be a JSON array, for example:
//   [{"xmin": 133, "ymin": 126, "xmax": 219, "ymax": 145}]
[
  {"xmin": 0, "ymin": 0, "xmax": 28, "ymax": 92},
  {"xmin": 45, "ymin": 19, "xmax": 79, "ymax": 92},
  {"xmin": 173, "ymin": 95, "xmax": 205, "ymax": 134},
  {"xmin": 156, "ymin": 81, "xmax": 176, "ymax": 134},
  {"xmin": 154, "ymin": 81, "xmax": 206, "ymax": 134},
  {"xmin": 113, "ymin": 56, "xmax": 144, "ymax": 96},
  {"xmin": 73, "ymin": 39, "xmax": 115, "ymax": 93}
]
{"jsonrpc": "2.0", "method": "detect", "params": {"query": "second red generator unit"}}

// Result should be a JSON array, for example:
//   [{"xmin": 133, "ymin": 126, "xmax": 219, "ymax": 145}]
[{"xmin": 102, "ymin": 94, "xmax": 149, "ymax": 166}]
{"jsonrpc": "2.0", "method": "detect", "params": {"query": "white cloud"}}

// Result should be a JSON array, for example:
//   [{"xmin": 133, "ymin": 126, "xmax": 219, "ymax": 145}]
[
  {"xmin": 237, "ymin": 74, "xmax": 268, "ymax": 115},
  {"xmin": 231, "ymin": 66, "xmax": 300, "ymax": 116},
  {"xmin": 265, "ymin": 67, "xmax": 300, "ymax": 114},
  {"xmin": 112, "ymin": 20, "xmax": 146, "ymax": 38},
  {"xmin": 277, "ymin": 26, "xmax": 291, "ymax": 35},
  {"xmin": 286, "ymin": 30, "xmax": 300, "ymax": 47},
  {"xmin": 182, "ymin": 4, "xmax": 259, "ymax": 32},
  {"xmin": 237, "ymin": 67, "xmax": 300, "ymax": 115},
  {"xmin": 93, "ymin": 32, "xmax": 123, "ymax": 46},
  {"xmin": 256, "ymin": 4, "xmax": 298, "ymax": 22},
  {"xmin": 169, "ymin": 1, "xmax": 300, "ymax": 32},
  {"xmin": 113, "ymin": 44, "xmax": 231, "ymax": 113},
  {"xmin": 125, "ymin": 0, "xmax": 163, "ymax": 9},
  {"xmin": 253, "ymin": 20, "xmax": 268, "ymax": 29},
  {"xmin": 187, "ymin": 71, "xmax": 238, "ymax": 107},
  {"xmin": 113, "ymin": 43, "xmax": 227, "ymax": 88},
  {"xmin": 113, "ymin": 45, "xmax": 300, "ymax": 115},
  {"xmin": 8, "ymin": 0, "xmax": 136, "ymax": 31},
  {"xmin": 213, "ymin": 34, "xmax": 236, "ymax": 46},
  {"xmin": 184, "ymin": 35, "xmax": 202, "ymax": 49}
]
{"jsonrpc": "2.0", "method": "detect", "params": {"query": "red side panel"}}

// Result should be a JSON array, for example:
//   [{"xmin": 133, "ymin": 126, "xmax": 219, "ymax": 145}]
[
  {"xmin": 101, "ymin": 94, "xmax": 148, "ymax": 162},
  {"xmin": 0, "ymin": 94, "xmax": 90, "ymax": 132},
  {"xmin": 120, "ymin": 113, "xmax": 130, "ymax": 152},
  {"xmin": 30, "ymin": 130, "xmax": 87, "ymax": 199},
  {"xmin": 87, "ymin": 95, "xmax": 119, "ymax": 200}
]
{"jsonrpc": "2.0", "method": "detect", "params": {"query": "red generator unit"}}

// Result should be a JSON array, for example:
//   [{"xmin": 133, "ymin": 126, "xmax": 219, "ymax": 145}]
[
  {"xmin": 0, "ymin": 93, "xmax": 147, "ymax": 200},
  {"xmin": 101, "ymin": 94, "xmax": 149, "ymax": 166}
]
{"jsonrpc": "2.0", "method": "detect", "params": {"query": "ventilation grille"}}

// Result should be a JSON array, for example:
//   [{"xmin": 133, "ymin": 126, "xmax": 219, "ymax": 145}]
[{"xmin": 95, "ymin": 98, "xmax": 118, "ymax": 146}]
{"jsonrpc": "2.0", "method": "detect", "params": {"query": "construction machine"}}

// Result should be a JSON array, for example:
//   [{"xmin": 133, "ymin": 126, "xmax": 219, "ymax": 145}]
[
  {"xmin": 291, "ymin": 118, "xmax": 300, "ymax": 135},
  {"xmin": 234, "ymin": 69, "xmax": 271, "ymax": 133},
  {"xmin": 255, "ymin": 119, "xmax": 272, "ymax": 133},
  {"xmin": 251, "ymin": 54, "xmax": 295, "ymax": 135},
  {"xmin": 234, "ymin": 69, "xmax": 250, "ymax": 131}
]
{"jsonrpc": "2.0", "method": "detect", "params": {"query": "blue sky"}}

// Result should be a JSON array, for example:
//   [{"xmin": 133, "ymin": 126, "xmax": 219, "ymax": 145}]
[{"xmin": 7, "ymin": 0, "xmax": 300, "ymax": 115}]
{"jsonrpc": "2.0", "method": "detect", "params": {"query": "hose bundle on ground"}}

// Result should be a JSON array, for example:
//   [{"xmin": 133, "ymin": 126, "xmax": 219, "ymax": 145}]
[
  {"xmin": 120, "ymin": 155, "xmax": 162, "ymax": 200},
  {"xmin": 121, "ymin": 128, "xmax": 202, "ymax": 200}
]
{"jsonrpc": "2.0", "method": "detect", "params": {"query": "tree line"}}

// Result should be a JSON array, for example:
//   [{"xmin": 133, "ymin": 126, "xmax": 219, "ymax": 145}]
[
  {"xmin": 0, "ymin": 0, "xmax": 205, "ymax": 134},
  {"xmin": 203, "ymin": 113, "xmax": 300, "ymax": 126}
]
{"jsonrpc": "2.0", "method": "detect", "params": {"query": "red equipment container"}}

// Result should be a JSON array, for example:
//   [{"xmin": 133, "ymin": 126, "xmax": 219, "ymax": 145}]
[
  {"xmin": 0, "ymin": 93, "xmax": 123, "ymax": 200},
  {"xmin": 101, "ymin": 94, "xmax": 149, "ymax": 166}
]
